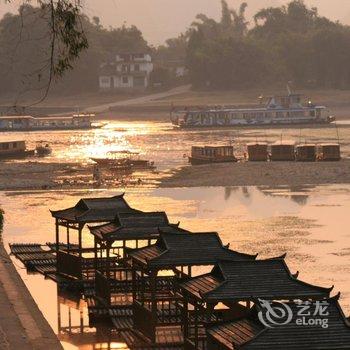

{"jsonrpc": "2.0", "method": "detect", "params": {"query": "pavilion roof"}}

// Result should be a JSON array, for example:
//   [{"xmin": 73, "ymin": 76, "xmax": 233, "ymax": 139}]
[
  {"xmin": 128, "ymin": 232, "xmax": 257, "ymax": 269},
  {"xmin": 180, "ymin": 258, "xmax": 332, "ymax": 302},
  {"xmin": 50, "ymin": 194, "xmax": 138, "ymax": 223},
  {"xmin": 89, "ymin": 212, "xmax": 188, "ymax": 241},
  {"xmin": 207, "ymin": 295, "xmax": 350, "ymax": 350}
]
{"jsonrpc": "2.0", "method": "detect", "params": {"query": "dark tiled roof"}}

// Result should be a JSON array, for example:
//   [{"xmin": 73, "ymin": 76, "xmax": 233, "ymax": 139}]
[
  {"xmin": 50, "ymin": 194, "xmax": 138, "ymax": 223},
  {"xmin": 89, "ymin": 212, "xmax": 188, "ymax": 241},
  {"xmin": 128, "ymin": 232, "xmax": 256, "ymax": 268},
  {"xmin": 208, "ymin": 295, "xmax": 350, "ymax": 350},
  {"xmin": 207, "ymin": 319, "xmax": 263, "ymax": 350},
  {"xmin": 181, "ymin": 259, "xmax": 331, "ymax": 302}
]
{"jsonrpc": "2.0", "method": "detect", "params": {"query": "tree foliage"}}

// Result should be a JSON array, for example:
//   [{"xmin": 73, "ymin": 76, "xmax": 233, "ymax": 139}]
[
  {"xmin": 0, "ymin": 3, "xmax": 149, "ymax": 101},
  {"xmin": 186, "ymin": 0, "xmax": 350, "ymax": 89}
]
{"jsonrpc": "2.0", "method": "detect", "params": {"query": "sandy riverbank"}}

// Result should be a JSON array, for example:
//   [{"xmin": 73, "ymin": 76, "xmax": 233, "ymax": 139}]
[
  {"xmin": 0, "ymin": 161, "xmax": 160, "ymax": 190},
  {"xmin": 0, "ymin": 161, "xmax": 94, "ymax": 190},
  {"xmin": 160, "ymin": 159, "xmax": 350, "ymax": 188},
  {"xmin": 1, "ymin": 159, "xmax": 350, "ymax": 191}
]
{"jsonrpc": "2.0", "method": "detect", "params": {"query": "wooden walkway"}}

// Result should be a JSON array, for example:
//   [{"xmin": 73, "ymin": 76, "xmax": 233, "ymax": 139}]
[
  {"xmin": 0, "ymin": 242, "xmax": 62, "ymax": 349},
  {"xmin": 9, "ymin": 242, "xmax": 79, "ymax": 279}
]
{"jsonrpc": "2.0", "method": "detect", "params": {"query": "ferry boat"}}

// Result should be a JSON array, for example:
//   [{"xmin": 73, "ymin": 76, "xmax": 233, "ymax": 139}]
[
  {"xmin": 0, "ymin": 140, "xmax": 34, "ymax": 159},
  {"xmin": 188, "ymin": 145, "xmax": 237, "ymax": 165},
  {"xmin": 0, "ymin": 114, "xmax": 102, "ymax": 131},
  {"xmin": 91, "ymin": 151, "xmax": 156, "ymax": 170},
  {"xmin": 170, "ymin": 93, "xmax": 334, "ymax": 128}
]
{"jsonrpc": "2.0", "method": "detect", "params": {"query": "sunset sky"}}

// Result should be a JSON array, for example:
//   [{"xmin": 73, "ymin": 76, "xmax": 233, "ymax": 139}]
[{"xmin": 1, "ymin": 0, "xmax": 350, "ymax": 44}]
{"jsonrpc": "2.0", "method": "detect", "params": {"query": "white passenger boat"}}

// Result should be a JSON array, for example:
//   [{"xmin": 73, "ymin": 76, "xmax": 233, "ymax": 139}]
[
  {"xmin": 170, "ymin": 93, "xmax": 334, "ymax": 128},
  {"xmin": 0, "ymin": 114, "xmax": 102, "ymax": 131}
]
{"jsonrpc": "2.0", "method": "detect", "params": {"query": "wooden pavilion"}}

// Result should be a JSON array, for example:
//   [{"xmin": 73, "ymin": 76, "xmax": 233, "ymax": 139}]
[
  {"xmin": 88, "ymin": 212, "xmax": 188, "ymax": 318},
  {"xmin": 207, "ymin": 294, "xmax": 350, "ymax": 350},
  {"xmin": 180, "ymin": 257, "xmax": 332, "ymax": 350},
  {"xmin": 127, "ymin": 232, "xmax": 257, "ymax": 347},
  {"xmin": 50, "ymin": 194, "xmax": 139, "ymax": 281}
]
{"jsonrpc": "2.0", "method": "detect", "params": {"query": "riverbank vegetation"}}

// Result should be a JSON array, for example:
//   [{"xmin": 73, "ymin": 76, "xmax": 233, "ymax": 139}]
[
  {"xmin": 185, "ymin": 0, "xmax": 350, "ymax": 90},
  {"xmin": 2, "ymin": 0, "xmax": 350, "ymax": 105}
]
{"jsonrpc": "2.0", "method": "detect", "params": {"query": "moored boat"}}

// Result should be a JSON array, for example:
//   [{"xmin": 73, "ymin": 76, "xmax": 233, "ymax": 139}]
[
  {"xmin": 270, "ymin": 140, "xmax": 296, "ymax": 161},
  {"xmin": 0, "ymin": 113, "xmax": 102, "ymax": 131},
  {"xmin": 171, "ymin": 92, "xmax": 334, "ymax": 128},
  {"xmin": 317, "ymin": 143, "xmax": 341, "ymax": 161},
  {"xmin": 0, "ymin": 140, "xmax": 34, "ymax": 159},
  {"xmin": 247, "ymin": 142, "xmax": 268, "ymax": 161},
  {"xmin": 295, "ymin": 144, "xmax": 316, "ymax": 162},
  {"xmin": 91, "ymin": 150, "xmax": 155, "ymax": 170},
  {"xmin": 188, "ymin": 145, "xmax": 237, "ymax": 165}
]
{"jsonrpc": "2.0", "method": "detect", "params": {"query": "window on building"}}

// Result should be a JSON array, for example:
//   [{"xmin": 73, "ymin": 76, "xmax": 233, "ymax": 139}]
[
  {"xmin": 134, "ymin": 64, "xmax": 140, "ymax": 72},
  {"xmin": 122, "ymin": 76, "xmax": 129, "ymax": 84},
  {"xmin": 122, "ymin": 64, "xmax": 129, "ymax": 72}
]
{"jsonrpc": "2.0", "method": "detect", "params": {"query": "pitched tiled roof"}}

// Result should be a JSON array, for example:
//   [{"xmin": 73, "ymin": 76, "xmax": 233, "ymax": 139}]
[
  {"xmin": 181, "ymin": 258, "xmax": 331, "ymax": 302},
  {"xmin": 128, "ymin": 232, "xmax": 256, "ymax": 268},
  {"xmin": 208, "ymin": 295, "xmax": 350, "ymax": 350},
  {"xmin": 50, "ymin": 194, "xmax": 138, "ymax": 223},
  {"xmin": 89, "ymin": 212, "xmax": 188, "ymax": 241}
]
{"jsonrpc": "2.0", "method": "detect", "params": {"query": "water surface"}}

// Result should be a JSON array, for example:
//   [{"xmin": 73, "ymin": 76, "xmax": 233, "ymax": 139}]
[{"xmin": 1, "ymin": 184, "xmax": 350, "ymax": 348}]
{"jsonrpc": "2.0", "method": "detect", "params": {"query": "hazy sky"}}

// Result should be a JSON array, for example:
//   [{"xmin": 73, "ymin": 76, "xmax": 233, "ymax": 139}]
[{"xmin": 1, "ymin": 0, "xmax": 350, "ymax": 44}]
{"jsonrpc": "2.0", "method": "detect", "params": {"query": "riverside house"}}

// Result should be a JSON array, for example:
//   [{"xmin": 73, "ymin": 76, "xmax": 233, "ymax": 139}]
[{"xmin": 99, "ymin": 52, "xmax": 153, "ymax": 90}]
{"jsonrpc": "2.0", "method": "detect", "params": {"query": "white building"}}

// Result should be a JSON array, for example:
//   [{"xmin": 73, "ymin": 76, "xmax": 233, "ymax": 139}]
[{"xmin": 99, "ymin": 53, "xmax": 153, "ymax": 90}]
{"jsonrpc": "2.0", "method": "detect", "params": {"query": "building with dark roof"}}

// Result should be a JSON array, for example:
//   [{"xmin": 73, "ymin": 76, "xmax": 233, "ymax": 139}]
[
  {"xmin": 180, "ymin": 258, "xmax": 332, "ymax": 349},
  {"xmin": 129, "ymin": 232, "xmax": 256, "ymax": 270},
  {"xmin": 89, "ymin": 212, "xmax": 189, "ymax": 309},
  {"xmin": 50, "ymin": 193, "xmax": 139, "ymax": 280},
  {"xmin": 181, "ymin": 258, "xmax": 332, "ymax": 302},
  {"xmin": 128, "ymin": 232, "xmax": 257, "ymax": 345},
  {"xmin": 207, "ymin": 295, "xmax": 350, "ymax": 350},
  {"xmin": 51, "ymin": 194, "xmax": 137, "ymax": 224}
]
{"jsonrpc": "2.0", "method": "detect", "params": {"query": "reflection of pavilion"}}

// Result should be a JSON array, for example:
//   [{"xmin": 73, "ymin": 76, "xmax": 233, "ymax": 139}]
[{"xmin": 57, "ymin": 285, "xmax": 128, "ymax": 349}]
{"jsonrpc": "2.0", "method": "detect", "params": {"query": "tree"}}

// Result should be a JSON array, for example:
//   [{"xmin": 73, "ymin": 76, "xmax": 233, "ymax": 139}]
[
  {"xmin": 4, "ymin": 0, "xmax": 88, "ymax": 105},
  {"xmin": 0, "ymin": 4, "xmax": 149, "ymax": 99}
]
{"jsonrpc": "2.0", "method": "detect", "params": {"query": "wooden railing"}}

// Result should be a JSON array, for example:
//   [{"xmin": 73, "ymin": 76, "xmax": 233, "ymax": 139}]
[{"xmin": 57, "ymin": 250, "xmax": 82, "ymax": 279}]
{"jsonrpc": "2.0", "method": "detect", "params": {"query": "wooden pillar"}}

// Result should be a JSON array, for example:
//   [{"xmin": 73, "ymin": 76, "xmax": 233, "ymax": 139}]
[
  {"xmin": 188, "ymin": 265, "xmax": 192, "ymax": 277},
  {"xmin": 150, "ymin": 269, "xmax": 157, "ymax": 343},
  {"xmin": 106, "ymin": 243, "xmax": 110, "ymax": 279},
  {"xmin": 183, "ymin": 295, "xmax": 189, "ymax": 339},
  {"xmin": 55, "ymin": 219, "xmax": 59, "ymax": 253},
  {"xmin": 132, "ymin": 261, "xmax": 137, "ymax": 301},
  {"xmin": 66, "ymin": 223, "xmax": 70, "ymax": 252},
  {"xmin": 194, "ymin": 301, "xmax": 199, "ymax": 349},
  {"xmin": 94, "ymin": 237, "xmax": 98, "ymax": 272},
  {"xmin": 78, "ymin": 224, "xmax": 83, "ymax": 260}
]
